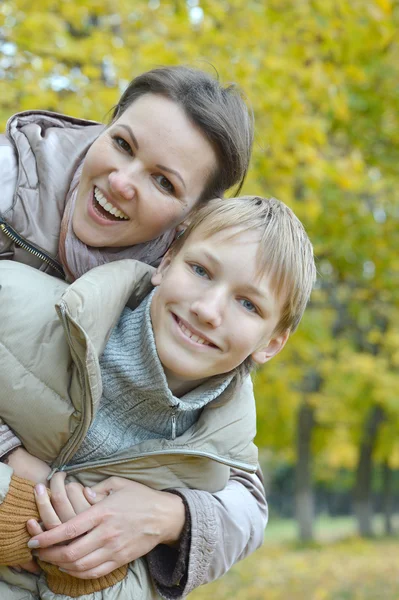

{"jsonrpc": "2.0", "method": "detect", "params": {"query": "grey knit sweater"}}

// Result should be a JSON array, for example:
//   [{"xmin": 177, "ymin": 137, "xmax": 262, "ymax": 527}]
[{"xmin": 70, "ymin": 291, "xmax": 234, "ymax": 465}]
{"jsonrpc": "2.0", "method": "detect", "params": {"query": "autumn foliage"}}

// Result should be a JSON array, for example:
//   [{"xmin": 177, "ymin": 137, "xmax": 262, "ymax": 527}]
[{"xmin": 1, "ymin": 0, "xmax": 398, "ymax": 534}]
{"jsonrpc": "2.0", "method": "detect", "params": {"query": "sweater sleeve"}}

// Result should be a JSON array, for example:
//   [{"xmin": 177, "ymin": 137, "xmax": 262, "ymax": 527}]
[
  {"xmin": 0, "ymin": 470, "xmax": 41, "ymax": 565},
  {"xmin": 147, "ymin": 466, "xmax": 268, "ymax": 599}
]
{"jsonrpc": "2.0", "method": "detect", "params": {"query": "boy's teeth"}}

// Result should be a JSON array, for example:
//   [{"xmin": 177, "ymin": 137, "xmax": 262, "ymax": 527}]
[
  {"xmin": 179, "ymin": 321, "xmax": 209, "ymax": 346},
  {"xmin": 94, "ymin": 187, "xmax": 129, "ymax": 220}
]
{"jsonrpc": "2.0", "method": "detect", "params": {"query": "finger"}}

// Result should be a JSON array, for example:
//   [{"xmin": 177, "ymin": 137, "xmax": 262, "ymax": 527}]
[
  {"xmin": 18, "ymin": 560, "xmax": 41, "ymax": 574},
  {"xmin": 34, "ymin": 484, "xmax": 62, "ymax": 530},
  {"xmin": 26, "ymin": 519, "xmax": 44, "ymax": 536},
  {"xmin": 28, "ymin": 507, "xmax": 99, "ymax": 549},
  {"xmin": 65, "ymin": 482, "xmax": 91, "ymax": 515},
  {"xmin": 37, "ymin": 526, "xmax": 104, "ymax": 565},
  {"xmin": 89, "ymin": 477, "xmax": 128, "ymax": 495},
  {"xmin": 48, "ymin": 547, "xmax": 112, "ymax": 573},
  {"xmin": 83, "ymin": 487, "xmax": 107, "ymax": 505},
  {"xmin": 58, "ymin": 561, "xmax": 118, "ymax": 580},
  {"xmin": 50, "ymin": 472, "xmax": 76, "ymax": 523}
]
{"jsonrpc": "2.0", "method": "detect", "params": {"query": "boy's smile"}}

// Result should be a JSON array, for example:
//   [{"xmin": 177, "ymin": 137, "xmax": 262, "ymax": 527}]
[
  {"xmin": 173, "ymin": 314, "xmax": 219, "ymax": 348},
  {"xmin": 150, "ymin": 225, "xmax": 289, "ymax": 396}
]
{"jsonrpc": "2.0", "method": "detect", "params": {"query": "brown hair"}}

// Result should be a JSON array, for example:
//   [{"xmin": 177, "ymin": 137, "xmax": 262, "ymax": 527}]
[{"xmin": 111, "ymin": 66, "xmax": 253, "ymax": 200}]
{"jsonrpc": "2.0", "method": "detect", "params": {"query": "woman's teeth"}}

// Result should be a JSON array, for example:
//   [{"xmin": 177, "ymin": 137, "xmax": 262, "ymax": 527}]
[
  {"xmin": 94, "ymin": 187, "xmax": 129, "ymax": 220},
  {"xmin": 179, "ymin": 321, "xmax": 211, "ymax": 346}
]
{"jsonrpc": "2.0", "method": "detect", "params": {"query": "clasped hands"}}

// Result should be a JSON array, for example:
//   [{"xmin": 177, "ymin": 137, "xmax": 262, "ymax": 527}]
[{"xmin": 7, "ymin": 449, "xmax": 185, "ymax": 579}]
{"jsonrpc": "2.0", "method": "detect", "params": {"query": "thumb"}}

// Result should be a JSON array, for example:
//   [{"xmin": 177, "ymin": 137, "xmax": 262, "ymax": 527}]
[
  {"xmin": 83, "ymin": 486, "xmax": 107, "ymax": 505},
  {"xmin": 88, "ymin": 476, "xmax": 129, "ymax": 497},
  {"xmin": 26, "ymin": 519, "xmax": 44, "ymax": 536}
]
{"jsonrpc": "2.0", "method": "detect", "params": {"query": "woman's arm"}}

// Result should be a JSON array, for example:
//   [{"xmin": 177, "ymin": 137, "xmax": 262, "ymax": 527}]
[
  {"xmin": 27, "ymin": 467, "xmax": 267, "ymax": 598},
  {"xmin": 147, "ymin": 466, "xmax": 268, "ymax": 598},
  {"xmin": 0, "ymin": 421, "xmax": 22, "ymax": 459},
  {"xmin": 0, "ymin": 135, "xmax": 17, "ymax": 224}
]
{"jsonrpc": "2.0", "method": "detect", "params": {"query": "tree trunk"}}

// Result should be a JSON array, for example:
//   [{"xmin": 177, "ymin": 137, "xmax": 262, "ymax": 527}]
[
  {"xmin": 295, "ymin": 401, "xmax": 315, "ymax": 541},
  {"xmin": 382, "ymin": 460, "xmax": 393, "ymax": 536},
  {"xmin": 353, "ymin": 404, "xmax": 385, "ymax": 537}
]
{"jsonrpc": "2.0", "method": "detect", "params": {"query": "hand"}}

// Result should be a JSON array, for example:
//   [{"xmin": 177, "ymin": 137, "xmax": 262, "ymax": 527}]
[
  {"xmin": 28, "ymin": 476, "xmax": 186, "ymax": 579},
  {"xmin": 14, "ymin": 559, "xmax": 41, "ymax": 575},
  {"xmin": 32, "ymin": 472, "xmax": 101, "ymax": 528},
  {"xmin": 5, "ymin": 447, "xmax": 50, "ymax": 484}
]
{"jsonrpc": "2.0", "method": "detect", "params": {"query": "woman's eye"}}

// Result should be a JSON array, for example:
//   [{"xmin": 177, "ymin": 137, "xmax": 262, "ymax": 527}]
[
  {"xmin": 191, "ymin": 264, "xmax": 209, "ymax": 278},
  {"xmin": 154, "ymin": 174, "xmax": 175, "ymax": 194},
  {"xmin": 113, "ymin": 136, "xmax": 133, "ymax": 155},
  {"xmin": 240, "ymin": 298, "xmax": 257, "ymax": 313}
]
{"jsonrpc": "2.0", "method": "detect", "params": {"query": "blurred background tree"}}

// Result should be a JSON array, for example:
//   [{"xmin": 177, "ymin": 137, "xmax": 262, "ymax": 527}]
[{"xmin": 1, "ymin": 0, "xmax": 398, "ymax": 544}]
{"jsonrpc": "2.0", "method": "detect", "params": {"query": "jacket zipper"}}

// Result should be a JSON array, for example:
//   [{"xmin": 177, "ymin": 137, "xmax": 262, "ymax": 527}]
[
  {"xmin": 54, "ymin": 448, "xmax": 257, "ymax": 476},
  {"xmin": 171, "ymin": 405, "xmax": 178, "ymax": 440},
  {"xmin": 0, "ymin": 219, "xmax": 64, "ymax": 277},
  {"xmin": 50, "ymin": 300, "xmax": 91, "ymax": 470}
]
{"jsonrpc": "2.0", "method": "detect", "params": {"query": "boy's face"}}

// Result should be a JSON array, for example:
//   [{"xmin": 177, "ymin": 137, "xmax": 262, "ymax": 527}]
[{"xmin": 150, "ymin": 225, "xmax": 289, "ymax": 395}]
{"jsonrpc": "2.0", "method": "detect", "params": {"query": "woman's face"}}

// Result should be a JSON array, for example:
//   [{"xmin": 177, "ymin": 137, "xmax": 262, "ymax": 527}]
[{"xmin": 72, "ymin": 94, "xmax": 218, "ymax": 248}]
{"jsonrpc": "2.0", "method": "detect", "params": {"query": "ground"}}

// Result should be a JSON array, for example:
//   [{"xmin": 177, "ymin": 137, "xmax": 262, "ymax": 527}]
[{"xmin": 191, "ymin": 515, "xmax": 399, "ymax": 600}]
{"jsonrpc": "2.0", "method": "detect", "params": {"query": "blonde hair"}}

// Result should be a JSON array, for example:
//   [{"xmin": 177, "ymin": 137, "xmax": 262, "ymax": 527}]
[{"xmin": 171, "ymin": 195, "xmax": 316, "ymax": 336}]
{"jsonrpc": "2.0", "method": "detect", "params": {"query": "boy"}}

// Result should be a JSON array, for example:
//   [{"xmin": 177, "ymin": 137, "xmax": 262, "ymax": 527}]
[{"xmin": 0, "ymin": 195, "xmax": 315, "ymax": 599}]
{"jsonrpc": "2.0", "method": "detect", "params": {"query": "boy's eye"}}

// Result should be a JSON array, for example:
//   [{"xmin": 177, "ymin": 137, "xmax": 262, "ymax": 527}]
[
  {"xmin": 113, "ymin": 135, "xmax": 133, "ymax": 155},
  {"xmin": 153, "ymin": 174, "xmax": 175, "ymax": 195},
  {"xmin": 240, "ymin": 298, "xmax": 257, "ymax": 313},
  {"xmin": 191, "ymin": 264, "xmax": 209, "ymax": 278}
]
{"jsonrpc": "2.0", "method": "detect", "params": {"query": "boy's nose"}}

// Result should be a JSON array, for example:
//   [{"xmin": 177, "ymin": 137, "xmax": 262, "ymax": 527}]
[
  {"xmin": 108, "ymin": 170, "xmax": 136, "ymax": 201},
  {"xmin": 191, "ymin": 290, "xmax": 225, "ymax": 328}
]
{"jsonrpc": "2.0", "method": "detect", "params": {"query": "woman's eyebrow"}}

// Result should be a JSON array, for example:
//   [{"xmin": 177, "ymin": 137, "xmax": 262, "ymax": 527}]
[
  {"xmin": 119, "ymin": 124, "xmax": 139, "ymax": 150},
  {"xmin": 156, "ymin": 164, "xmax": 186, "ymax": 190}
]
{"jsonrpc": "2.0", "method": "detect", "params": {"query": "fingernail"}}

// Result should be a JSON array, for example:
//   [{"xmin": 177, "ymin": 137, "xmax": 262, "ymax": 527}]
[
  {"xmin": 31, "ymin": 550, "xmax": 39, "ymax": 557},
  {"xmin": 85, "ymin": 487, "xmax": 96, "ymax": 499},
  {"xmin": 59, "ymin": 568, "xmax": 69, "ymax": 573},
  {"xmin": 27, "ymin": 540, "xmax": 40, "ymax": 549},
  {"xmin": 35, "ymin": 484, "xmax": 46, "ymax": 496},
  {"xmin": 27, "ymin": 519, "xmax": 38, "ymax": 527}
]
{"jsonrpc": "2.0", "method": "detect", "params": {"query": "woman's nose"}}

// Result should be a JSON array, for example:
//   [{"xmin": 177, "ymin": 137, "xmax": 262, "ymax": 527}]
[{"xmin": 108, "ymin": 170, "xmax": 136, "ymax": 201}]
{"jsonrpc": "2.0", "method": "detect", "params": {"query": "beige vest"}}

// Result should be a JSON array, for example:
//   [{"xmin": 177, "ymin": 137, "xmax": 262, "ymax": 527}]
[{"xmin": 0, "ymin": 259, "xmax": 258, "ymax": 494}]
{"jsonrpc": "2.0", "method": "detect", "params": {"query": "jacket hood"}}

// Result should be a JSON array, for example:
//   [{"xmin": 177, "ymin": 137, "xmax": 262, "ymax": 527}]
[{"xmin": 2, "ymin": 111, "xmax": 104, "ymax": 264}]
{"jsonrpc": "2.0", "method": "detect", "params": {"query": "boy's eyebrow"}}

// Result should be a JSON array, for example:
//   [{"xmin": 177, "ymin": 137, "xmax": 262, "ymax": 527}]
[
  {"xmin": 202, "ymin": 250, "xmax": 222, "ymax": 267},
  {"xmin": 202, "ymin": 250, "xmax": 275, "ymax": 309}
]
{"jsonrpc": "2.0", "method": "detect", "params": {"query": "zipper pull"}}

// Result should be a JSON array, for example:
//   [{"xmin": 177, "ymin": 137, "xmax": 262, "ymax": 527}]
[
  {"xmin": 47, "ymin": 465, "xmax": 66, "ymax": 481},
  {"xmin": 171, "ymin": 412, "xmax": 177, "ymax": 440},
  {"xmin": 47, "ymin": 467, "xmax": 59, "ymax": 481}
]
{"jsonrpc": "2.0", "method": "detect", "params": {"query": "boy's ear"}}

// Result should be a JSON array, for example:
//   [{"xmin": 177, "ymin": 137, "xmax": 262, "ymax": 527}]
[
  {"xmin": 151, "ymin": 252, "xmax": 173, "ymax": 287},
  {"xmin": 251, "ymin": 330, "xmax": 290, "ymax": 365}
]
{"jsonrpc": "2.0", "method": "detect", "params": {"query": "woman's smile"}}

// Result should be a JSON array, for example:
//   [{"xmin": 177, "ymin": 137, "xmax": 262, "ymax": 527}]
[{"xmin": 93, "ymin": 187, "xmax": 129, "ymax": 220}]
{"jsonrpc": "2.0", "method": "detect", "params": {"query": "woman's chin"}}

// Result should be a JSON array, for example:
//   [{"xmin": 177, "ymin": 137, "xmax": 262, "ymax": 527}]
[{"xmin": 72, "ymin": 220, "xmax": 107, "ymax": 248}]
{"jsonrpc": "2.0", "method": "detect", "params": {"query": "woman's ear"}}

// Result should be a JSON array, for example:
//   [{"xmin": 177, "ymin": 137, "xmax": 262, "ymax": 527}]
[
  {"xmin": 251, "ymin": 330, "xmax": 290, "ymax": 365},
  {"xmin": 151, "ymin": 252, "xmax": 173, "ymax": 286},
  {"xmin": 175, "ymin": 218, "xmax": 192, "ymax": 239}
]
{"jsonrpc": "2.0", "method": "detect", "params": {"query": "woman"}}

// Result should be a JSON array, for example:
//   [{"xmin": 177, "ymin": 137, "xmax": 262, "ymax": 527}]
[{"xmin": 0, "ymin": 66, "xmax": 267, "ymax": 599}]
